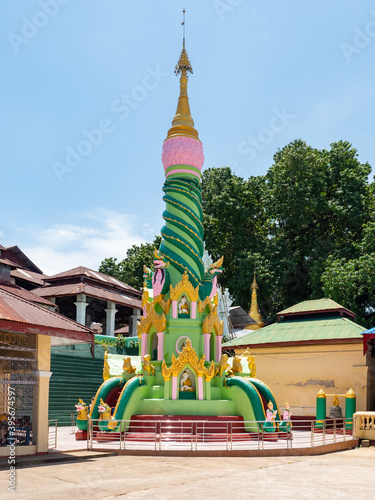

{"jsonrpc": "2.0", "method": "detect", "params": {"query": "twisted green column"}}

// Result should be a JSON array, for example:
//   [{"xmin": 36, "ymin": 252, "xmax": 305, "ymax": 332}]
[{"xmin": 159, "ymin": 176, "xmax": 204, "ymax": 287}]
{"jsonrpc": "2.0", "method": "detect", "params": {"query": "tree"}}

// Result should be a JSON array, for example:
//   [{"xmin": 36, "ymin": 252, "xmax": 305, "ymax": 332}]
[
  {"xmin": 99, "ymin": 236, "xmax": 161, "ymax": 290},
  {"xmin": 265, "ymin": 139, "xmax": 372, "ymax": 307},
  {"xmin": 201, "ymin": 167, "xmax": 268, "ymax": 310},
  {"xmin": 321, "ymin": 221, "xmax": 375, "ymax": 328}
]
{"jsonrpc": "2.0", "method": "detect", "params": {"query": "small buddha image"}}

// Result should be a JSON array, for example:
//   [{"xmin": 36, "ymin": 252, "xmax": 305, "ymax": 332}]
[
  {"xmin": 328, "ymin": 395, "xmax": 343, "ymax": 419},
  {"xmin": 180, "ymin": 370, "xmax": 194, "ymax": 391},
  {"xmin": 178, "ymin": 294, "xmax": 190, "ymax": 315}
]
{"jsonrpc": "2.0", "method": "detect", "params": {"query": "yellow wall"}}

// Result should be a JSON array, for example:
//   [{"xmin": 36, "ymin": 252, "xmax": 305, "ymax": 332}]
[
  {"xmin": 234, "ymin": 342, "xmax": 375, "ymax": 416},
  {"xmin": 36, "ymin": 334, "xmax": 51, "ymax": 453}
]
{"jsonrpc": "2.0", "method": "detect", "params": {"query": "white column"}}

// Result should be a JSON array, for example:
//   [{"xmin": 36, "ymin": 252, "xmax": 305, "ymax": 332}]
[
  {"xmin": 105, "ymin": 301, "xmax": 118, "ymax": 336},
  {"xmin": 74, "ymin": 293, "xmax": 88, "ymax": 326},
  {"xmin": 130, "ymin": 309, "xmax": 141, "ymax": 336}
]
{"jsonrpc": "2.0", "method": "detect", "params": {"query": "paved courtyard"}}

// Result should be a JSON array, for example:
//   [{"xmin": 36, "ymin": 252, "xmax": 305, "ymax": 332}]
[{"xmin": 1, "ymin": 447, "xmax": 374, "ymax": 499}]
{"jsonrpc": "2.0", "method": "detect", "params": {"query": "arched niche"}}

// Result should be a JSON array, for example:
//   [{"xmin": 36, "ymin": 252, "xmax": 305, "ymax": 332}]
[
  {"xmin": 178, "ymin": 366, "xmax": 196, "ymax": 400},
  {"xmin": 178, "ymin": 294, "xmax": 191, "ymax": 318}
]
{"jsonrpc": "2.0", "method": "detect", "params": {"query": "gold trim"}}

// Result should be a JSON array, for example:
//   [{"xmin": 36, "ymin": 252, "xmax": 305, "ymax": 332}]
[
  {"xmin": 170, "ymin": 271, "xmax": 199, "ymax": 302},
  {"xmin": 103, "ymin": 350, "xmax": 110, "ymax": 381},
  {"xmin": 198, "ymin": 296, "xmax": 211, "ymax": 313},
  {"xmin": 138, "ymin": 302, "xmax": 167, "ymax": 335},
  {"xmin": 317, "ymin": 389, "xmax": 326, "ymax": 398},
  {"xmin": 346, "ymin": 388, "xmax": 356, "ymax": 398},
  {"xmin": 161, "ymin": 339, "xmax": 215, "ymax": 382},
  {"xmin": 202, "ymin": 310, "xmax": 224, "ymax": 336},
  {"xmin": 154, "ymin": 294, "xmax": 171, "ymax": 314},
  {"xmin": 141, "ymin": 282, "xmax": 149, "ymax": 308}
]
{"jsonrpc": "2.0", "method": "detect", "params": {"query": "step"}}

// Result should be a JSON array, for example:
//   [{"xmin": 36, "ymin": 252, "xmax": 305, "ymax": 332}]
[{"xmin": 129, "ymin": 415, "xmax": 245, "ymax": 434}]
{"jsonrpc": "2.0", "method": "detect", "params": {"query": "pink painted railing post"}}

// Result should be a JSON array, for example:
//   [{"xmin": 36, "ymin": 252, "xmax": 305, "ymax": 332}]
[
  {"xmin": 172, "ymin": 301, "xmax": 178, "ymax": 318},
  {"xmin": 197, "ymin": 376, "xmax": 204, "ymax": 400},
  {"xmin": 216, "ymin": 335, "xmax": 222, "ymax": 362},
  {"xmin": 172, "ymin": 376, "xmax": 178, "ymax": 400},
  {"xmin": 141, "ymin": 333, "xmax": 148, "ymax": 360},
  {"xmin": 203, "ymin": 333, "xmax": 211, "ymax": 361}
]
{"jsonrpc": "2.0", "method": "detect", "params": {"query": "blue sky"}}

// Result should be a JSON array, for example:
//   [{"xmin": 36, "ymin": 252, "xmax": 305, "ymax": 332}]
[{"xmin": 1, "ymin": 1, "xmax": 374, "ymax": 275}]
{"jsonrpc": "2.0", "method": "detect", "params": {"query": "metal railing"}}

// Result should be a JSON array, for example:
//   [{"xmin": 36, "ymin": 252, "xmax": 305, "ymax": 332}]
[
  {"xmin": 48, "ymin": 419, "xmax": 58, "ymax": 449},
  {"xmin": 86, "ymin": 417, "xmax": 354, "ymax": 452}
]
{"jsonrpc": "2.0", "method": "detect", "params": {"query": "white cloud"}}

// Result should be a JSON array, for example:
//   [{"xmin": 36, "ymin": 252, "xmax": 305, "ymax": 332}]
[{"xmin": 21, "ymin": 208, "xmax": 156, "ymax": 276}]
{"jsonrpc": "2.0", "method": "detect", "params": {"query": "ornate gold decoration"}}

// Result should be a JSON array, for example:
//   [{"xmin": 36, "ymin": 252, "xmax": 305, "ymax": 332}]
[
  {"xmin": 241, "ymin": 348, "xmax": 257, "ymax": 377},
  {"xmin": 138, "ymin": 301, "xmax": 167, "ymax": 335},
  {"xmin": 142, "ymin": 354, "xmax": 155, "ymax": 376},
  {"xmin": 141, "ymin": 282, "xmax": 149, "ymax": 308},
  {"xmin": 198, "ymin": 296, "xmax": 211, "ymax": 313},
  {"xmin": 103, "ymin": 350, "xmax": 110, "ymax": 381},
  {"xmin": 165, "ymin": 40, "xmax": 200, "ymax": 141},
  {"xmin": 211, "ymin": 256, "xmax": 224, "ymax": 269},
  {"xmin": 154, "ymin": 294, "xmax": 171, "ymax": 314},
  {"xmin": 122, "ymin": 357, "xmax": 136, "ymax": 376},
  {"xmin": 333, "ymin": 395, "xmax": 340, "ymax": 407},
  {"xmin": 232, "ymin": 356, "xmax": 243, "ymax": 374},
  {"xmin": 317, "ymin": 389, "xmax": 326, "ymax": 398},
  {"xmin": 98, "ymin": 398, "xmax": 111, "ymax": 420},
  {"xmin": 75, "ymin": 399, "xmax": 88, "ymax": 420},
  {"xmin": 161, "ymin": 339, "xmax": 215, "ymax": 382},
  {"xmin": 202, "ymin": 310, "xmax": 224, "ymax": 336},
  {"xmin": 170, "ymin": 271, "xmax": 199, "ymax": 302},
  {"xmin": 215, "ymin": 354, "xmax": 230, "ymax": 377},
  {"xmin": 247, "ymin": 355, "xmax": 256, "ymax": 377},
  {"xmin": 346, "ymin": 388, "xmax": 356, "ymax": 398},
  {"xmin": 246, "ymin": 273, "xmax": 265, "ymax": 330}
]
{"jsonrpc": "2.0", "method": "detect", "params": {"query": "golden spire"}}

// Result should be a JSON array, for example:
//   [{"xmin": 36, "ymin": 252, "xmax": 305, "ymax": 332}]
[
  {"xmin": 165, "ymin": 10, "xmax": 200, "ymax": 141},
  {"xmin": 245, "ymin": 272, "xmax": 265, "ymax": 330}
]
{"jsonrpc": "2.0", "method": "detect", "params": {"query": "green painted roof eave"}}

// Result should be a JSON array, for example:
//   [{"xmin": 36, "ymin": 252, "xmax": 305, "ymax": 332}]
[{"xmin": 222, "ymin": 316, "xmax": 366, "ymax": 347}]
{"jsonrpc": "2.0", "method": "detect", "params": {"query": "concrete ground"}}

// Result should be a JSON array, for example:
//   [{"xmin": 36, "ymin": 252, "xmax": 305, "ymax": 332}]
[{"xmin": 1, "ymin": 447, "xmax": 375, "ymax": 499}]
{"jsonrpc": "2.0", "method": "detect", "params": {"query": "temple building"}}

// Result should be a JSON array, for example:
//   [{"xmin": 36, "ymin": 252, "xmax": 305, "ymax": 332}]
[
  {"xmin": 32, "ymin": 266, "xmax": 141, "ymax": 337},
  {"xmin": 223, "ymin": 298, "xmax": 375, "ymax": 415},
  {"xmin": 0, "ymin": 245, "xmax": 141, "ymax": 336},
  {"xmin": 0, "ymin": 257, "xmax": 94, "ymax": 456}
]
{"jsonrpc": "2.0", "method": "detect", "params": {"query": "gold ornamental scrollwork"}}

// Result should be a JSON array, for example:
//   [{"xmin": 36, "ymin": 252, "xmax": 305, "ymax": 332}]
[
  {"xmin": 202, "ymin": 310, "xmax": 224, "ymax": 336},
  {"xmin": 138, "ymin": 301, "xmax": 166, "ymax": 335},
  {"xmin": 170, "ymin": 271, "xmax": 199, "ymax": 302},
  {"xmin": 153, "ymin": 294, "xmax": 171, "ymax": 314},
  {"xmin": 198, "ymin": 296, "xmax": 211, "ymax": 313},
  {"xmin": 141, "ymin": 282, "xmax": 149, "ymax": 308},
  {"xmin": 161, "ymin": 339, "xmax": 216, "ymax": 382}
]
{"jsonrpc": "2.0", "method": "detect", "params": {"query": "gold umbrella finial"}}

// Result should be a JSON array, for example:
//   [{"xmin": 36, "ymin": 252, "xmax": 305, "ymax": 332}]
[{"xmin": 165, "ymin": 9, "xmax": 200, "ymax": 141}]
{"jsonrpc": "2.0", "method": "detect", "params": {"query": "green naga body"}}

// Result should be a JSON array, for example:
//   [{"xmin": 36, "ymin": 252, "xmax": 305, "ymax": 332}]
[{"xmin": 160, "ymin": 176, "xmax": 204, "ymax": 287}]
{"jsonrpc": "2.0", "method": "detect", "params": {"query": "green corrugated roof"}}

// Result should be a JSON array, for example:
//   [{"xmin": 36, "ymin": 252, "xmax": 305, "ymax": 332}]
[
  {"xmin": 222, "ymin": 316, "xmax": 365, "ymax": 347},
  {"xmin": 277, "ymin": 298, "xmax": 353, "ymax": 316}
]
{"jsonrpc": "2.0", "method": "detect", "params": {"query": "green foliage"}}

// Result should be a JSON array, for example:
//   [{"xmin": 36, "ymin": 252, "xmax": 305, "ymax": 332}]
[
  {"xmin": 203, "ymin": 140, "xmax": 373, "ymax": 324},
  {"xmin": 99, "ymin": 236, "xmax": 161, "ymax": 290},
  {"xmin": 322, "ymin": 221, "xmax": 375, "ymax": 327}
]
